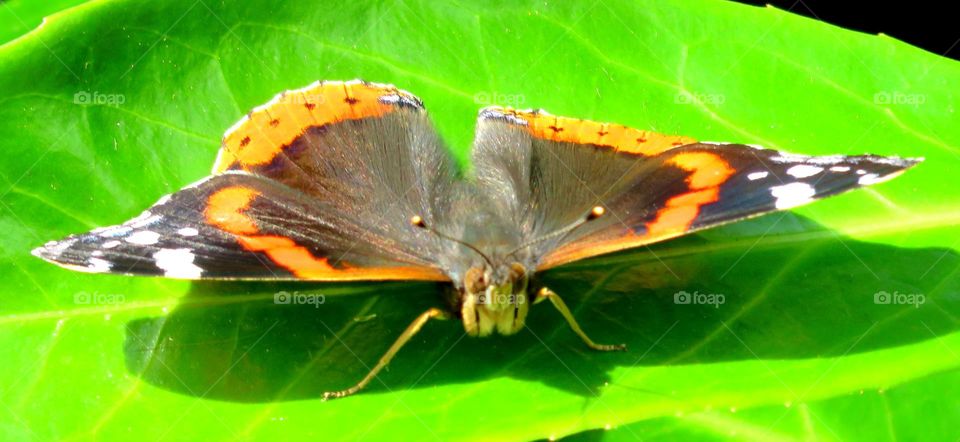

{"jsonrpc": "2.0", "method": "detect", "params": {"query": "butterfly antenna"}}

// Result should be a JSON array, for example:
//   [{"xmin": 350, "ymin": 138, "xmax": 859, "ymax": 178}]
[
  {"xmin": 410, "ymin": 215, "xmax": 496, "ymax": 267},
  {"xmin": 506, "ymin": 205, "xmax": 606, "ymax": 256}
]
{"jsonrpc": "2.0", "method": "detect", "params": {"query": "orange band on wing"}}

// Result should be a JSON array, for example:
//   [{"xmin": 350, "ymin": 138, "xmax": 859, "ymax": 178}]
[
  {"xmin": 484, "ymin": 107, "xmax": 697, "ymax": 155},
  {"xmin": 538, "ymin": 151, "xmax": 734, "ymax": 270},
  {"xmin": 205, "ymin": 185, "xmax": 447, "ymax": 281},
  {"xmin": 214, "ymin": 81, "xmax": 420, "ymax": 173},
  {"xmin": 237, "ymin": 234, "xmax": 447, "ymax": 281},
  {"xmin": 204, "ymin": 186, "xmax": 260, "ymax": 234},
  {"xmin": 669, "ymin": 152, "xmax": 736, "ymax": 188},
  {"xmin": 644, "ymin": 187, "xmax": 721, "ymax": 237},
  {"xmin": 643, "ymin": 152, "xmax": 734, "ymax": 236}
]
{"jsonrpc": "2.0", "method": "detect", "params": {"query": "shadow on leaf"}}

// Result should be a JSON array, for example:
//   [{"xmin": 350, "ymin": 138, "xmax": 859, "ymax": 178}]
[{"xmin": 123, "ymin": 213, "xmax": 960, "ymax": 402}]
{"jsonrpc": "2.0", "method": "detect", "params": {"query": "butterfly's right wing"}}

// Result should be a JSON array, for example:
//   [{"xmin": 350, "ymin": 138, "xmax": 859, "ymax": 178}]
[{"xmin": 471, "ymin": 107, "xmax": 920, "ymax": 270}]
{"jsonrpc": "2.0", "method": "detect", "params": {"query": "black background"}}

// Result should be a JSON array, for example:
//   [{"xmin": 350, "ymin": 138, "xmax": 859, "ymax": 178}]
[{"xmin": 733, "ymin": 1, "xmax": 959, "ymax": 61}]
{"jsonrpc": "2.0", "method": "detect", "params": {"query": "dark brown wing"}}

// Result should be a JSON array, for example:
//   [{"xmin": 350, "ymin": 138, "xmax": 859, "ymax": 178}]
[
  {"xmin": 471, "ymin": 107, "xmax": 920, "ymax": 271},
  {"xmin": 34, "ymin": 81, "xmax": 457, "ymax": 281}
]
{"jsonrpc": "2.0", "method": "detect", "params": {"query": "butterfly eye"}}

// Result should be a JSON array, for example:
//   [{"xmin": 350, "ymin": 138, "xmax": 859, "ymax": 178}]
[
  {"xmin": 464, "ymin": 267, "xmax": 486, "ymax": 294},
  {"xmin": 509, "ymin": 262, "xmax": 526, "ymax": 280}
]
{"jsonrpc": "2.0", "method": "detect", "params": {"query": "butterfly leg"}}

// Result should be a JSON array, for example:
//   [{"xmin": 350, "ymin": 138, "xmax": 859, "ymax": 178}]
[
  {"xmin": 535, "ymin": 287, "xmax": 627, "ymax": 352},
  {"xmin": 322, "ymin": 307, "xmax": 450, "ymax": 400}
]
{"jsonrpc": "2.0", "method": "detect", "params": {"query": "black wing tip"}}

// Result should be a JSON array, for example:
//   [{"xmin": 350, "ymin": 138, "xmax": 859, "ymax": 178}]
[
  {"xmin": 819, "ymin": 154, "xmax": 923, "ymax": 185},
  {"xmin": 856, "ymin": 155, "xmax": 923, "ymax": 182},
  {"xmin": 900, "ymin": 156, "xmax": 925, "ymax": 168},
  {"xmin": 693, "ymin": 143, "xmax": 924, "ymax": 169},
  {"xmin": 762, "ymin": 149, "xmax": 924, "ymax": 172},
  {"xmin": 30, "ymin": 243, "xmax": 51, "ymax": 261},
  {"xmin": 31, "ymin": 236, "xmax": 111, "ymax": 274},
  {"xmin": 861, "ymin": 154, "xmax": 924, "ymax": 169},
  {"xmin": 31, "ymin": 238, "xmax": 70, "ymax": 263}
]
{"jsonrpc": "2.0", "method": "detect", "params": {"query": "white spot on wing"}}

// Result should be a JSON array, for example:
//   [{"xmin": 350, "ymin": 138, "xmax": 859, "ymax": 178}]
[
  {"xmin": 177, "ymin": 227, "xmax": 199, "ymax": 237},
  {"xmin": 153, "ymin": 248, "xmax": 203, "ymax": 279},
  {"xmin": 102, "ymin": 240, "xmax": 121, "ymax": 249},
  {"xmin": 770, "ymin": 182, "xmax": 817, "ymax": 209},
  {"xmin": 747, "ymin": 171, "xmax": 769, "ymax": 180},
  {"xmin": 786, "ymin": 164, "xmax": 823, "ymax": 178},
  {"xmin": 830, "ymin": 166, "xmax": 851, "ymax": 172},
  {"xmin": 125, "ymin": 230, "xmax": 160, "ymax": 245},
  {"xmin": 859, "ymin": 172, "xmax": 901, "ymax": 185},
  {"xmin": 88, "ymin": 257, "xmax": 112, "ymax": 272}
]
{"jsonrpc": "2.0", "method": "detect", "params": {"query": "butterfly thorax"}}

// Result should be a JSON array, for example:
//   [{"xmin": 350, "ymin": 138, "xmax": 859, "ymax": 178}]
[{"xmin": 460, "ymin": 262, "xmax": 530, "ymax": 337}]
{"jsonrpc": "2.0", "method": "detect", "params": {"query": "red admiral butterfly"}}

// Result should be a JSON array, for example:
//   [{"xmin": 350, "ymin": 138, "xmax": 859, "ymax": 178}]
[{"xmin": 33, "ymin": 80, "xmax": 921, "ymax": 399}]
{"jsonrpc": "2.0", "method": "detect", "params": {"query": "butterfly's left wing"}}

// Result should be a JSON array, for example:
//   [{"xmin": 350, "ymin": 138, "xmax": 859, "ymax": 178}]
[
  {"xmin": 472, "ymin": 107, "xmax": 921, "ymax": 270},
  {"xmin": 33, "ymin": 80, "xmax": 456, "ymax": 281},
  {"xmin": 32, "ymin": 172, "xmax": 450, "ymax": 280}
]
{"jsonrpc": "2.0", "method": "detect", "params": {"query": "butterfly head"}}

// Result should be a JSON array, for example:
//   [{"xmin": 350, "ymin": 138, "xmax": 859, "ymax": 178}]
[
  {"xmin": 411, "ymin": 205, "xmax": 606, "ymax": 337},
  {"xmin": 460, "ymin": 261, "xmax": 530, "ymax": 337}
]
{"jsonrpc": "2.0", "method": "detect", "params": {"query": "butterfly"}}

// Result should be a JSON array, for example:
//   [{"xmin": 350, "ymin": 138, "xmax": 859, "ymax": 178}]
[{"xmin": 33, "ymin": 80, "xmax": 921, "ymax": 399}]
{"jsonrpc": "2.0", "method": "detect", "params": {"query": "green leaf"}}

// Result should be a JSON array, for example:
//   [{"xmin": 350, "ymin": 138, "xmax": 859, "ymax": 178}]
[
  {"xmin": 1, "ymin": 0, "xmax": 958, "ymax": 441},
  {"xmin": 563, "ymin": 369, "xmax": 960, "ymax": 441},
  {"xmin": 0, "ymin": 0, "xmax": 91, "ymax": 46}
]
